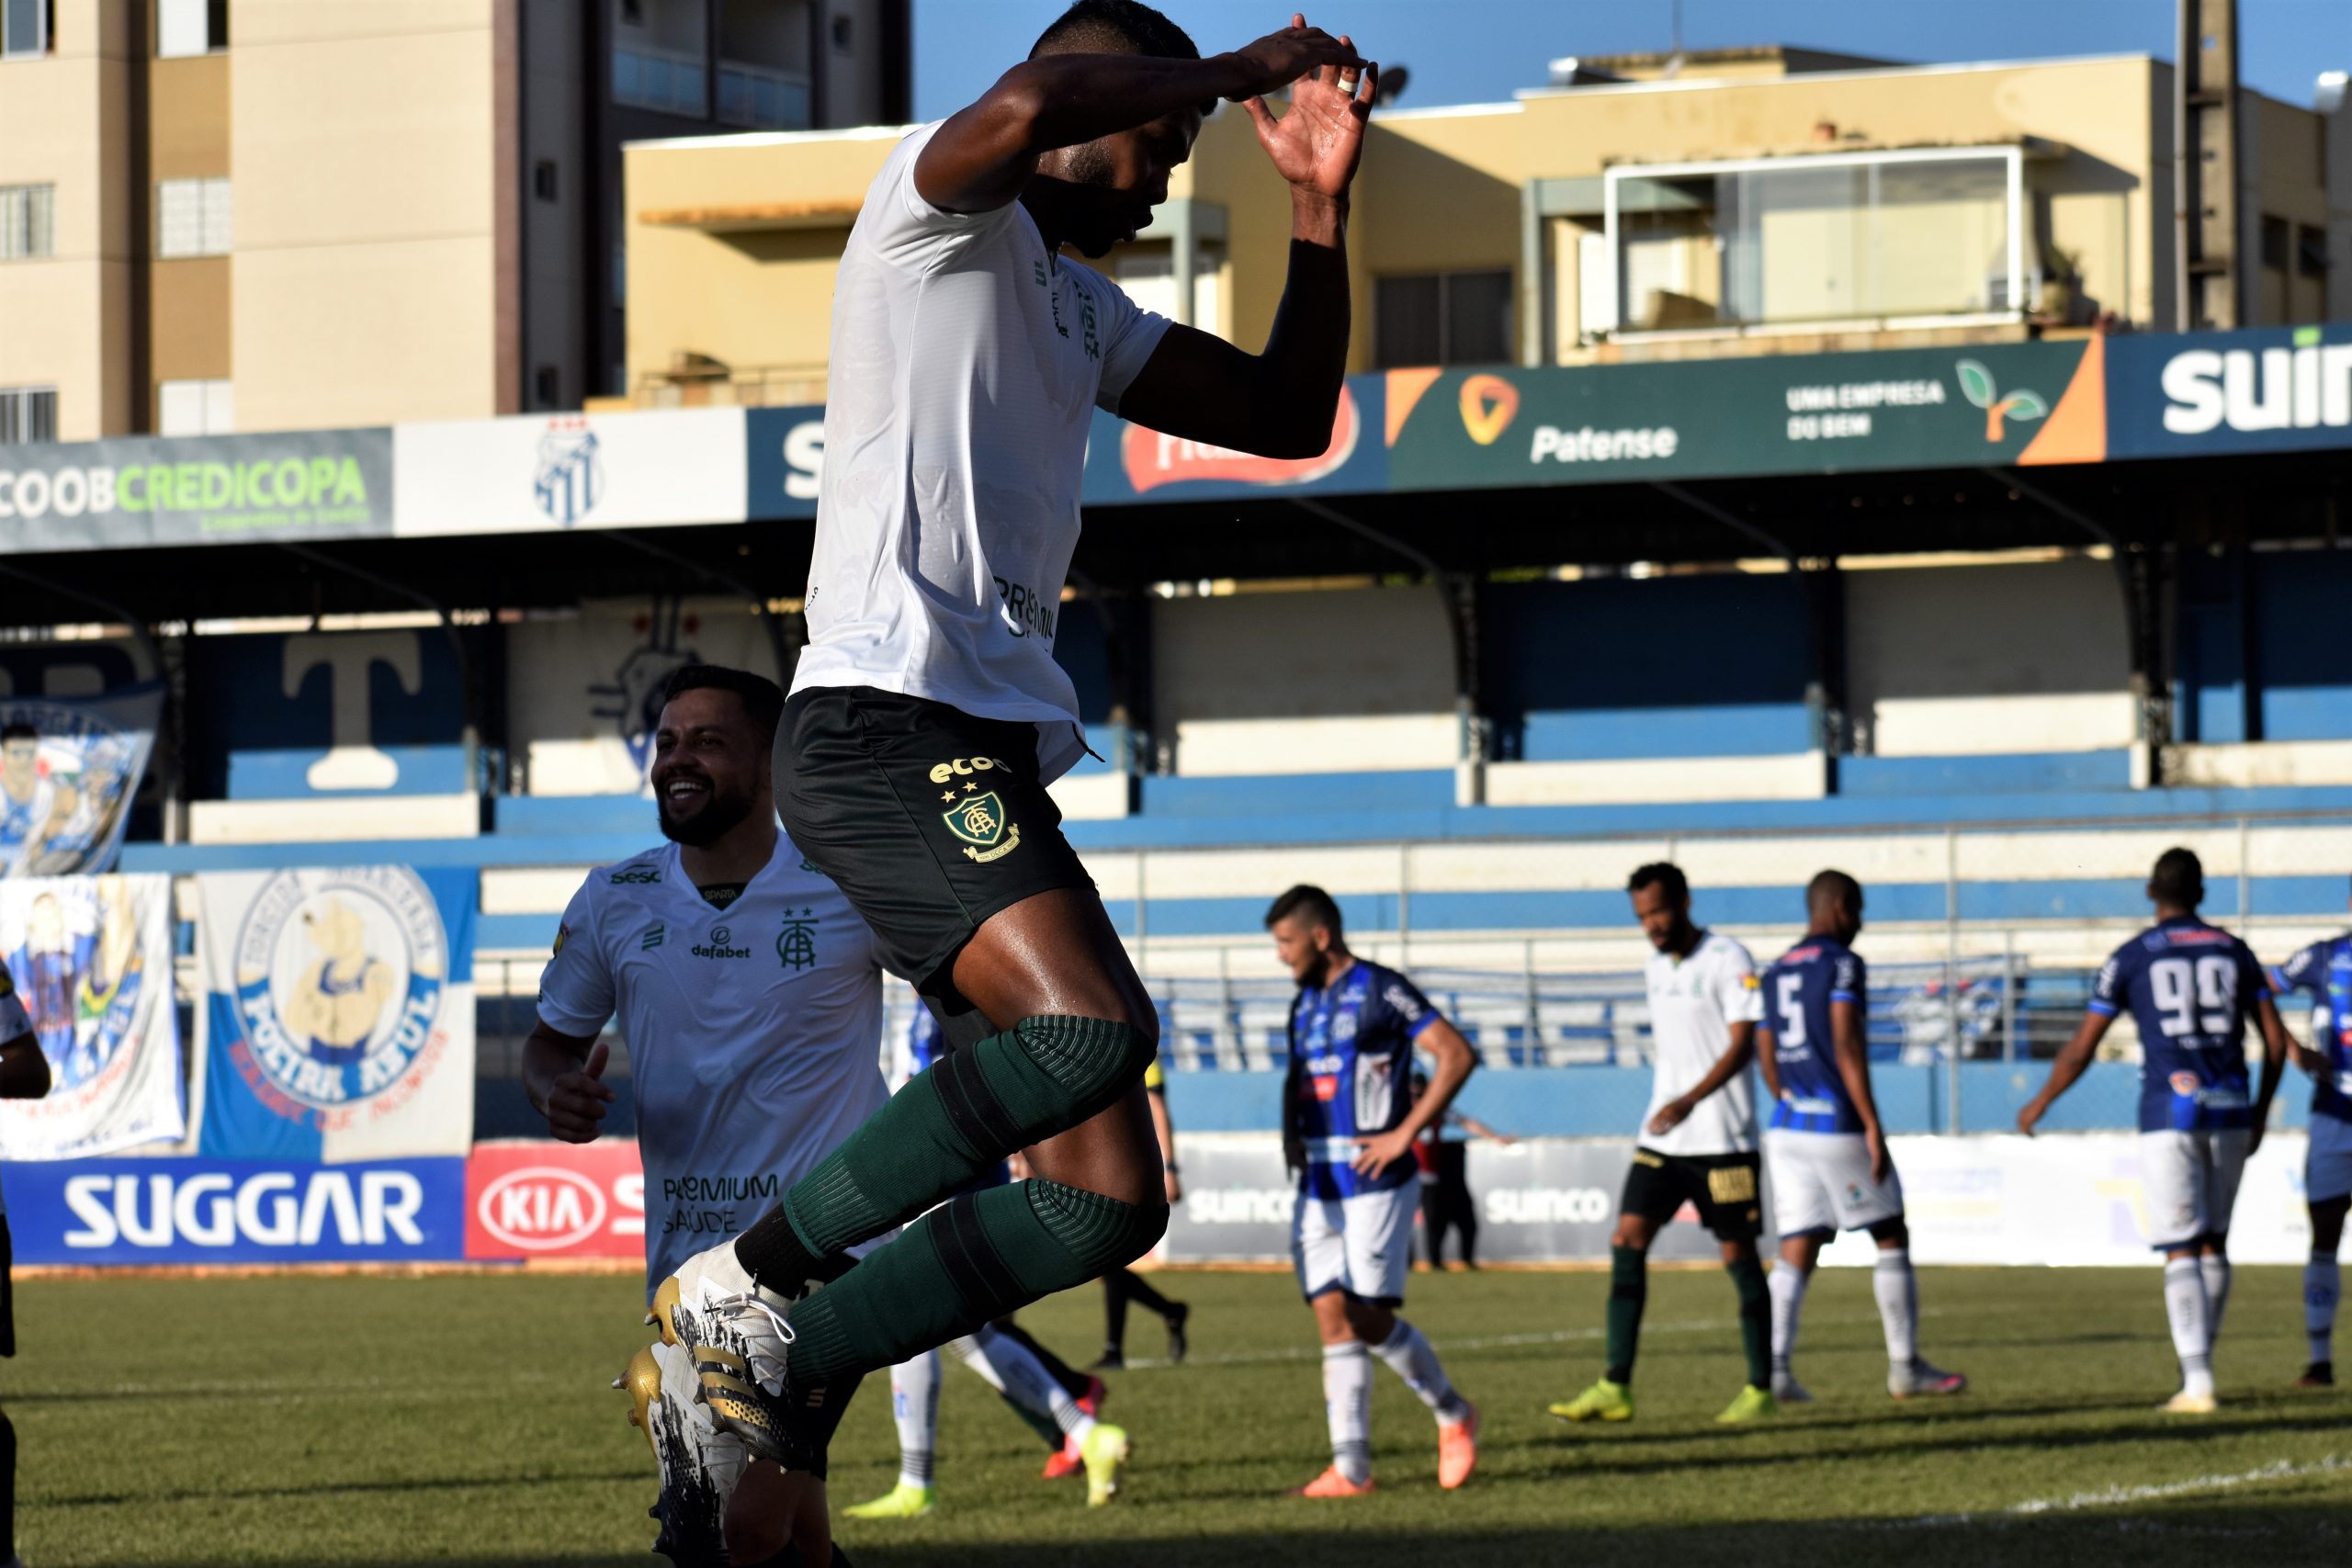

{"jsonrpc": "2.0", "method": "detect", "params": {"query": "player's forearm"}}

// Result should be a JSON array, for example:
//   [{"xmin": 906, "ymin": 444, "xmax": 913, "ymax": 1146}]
[
  {"xmin": 1833, "ymin": 1040, "xmax": 1882, "ymax": 1134},
  {"xmin": 521, "ymin": 1027, "xmax": 591, "ymax": 1117},
  {"xmin": 1683, "ymin": 1033, "xmax": 1757, "ymax": 1108},
  {"xmin": 1400, "ymin": 1047, "xmax": 1476, "ymax": 1139},
  {"xmin": 1148, "ymin": 1089, "xmax": 1177, "ymax": 1165},
  {"xmin": 1248, "ymin": 197, "xmax": 1352, "ymax": 457},
  {"xmin": 998, "ymin": 53, "xmax": 1245, "ymax": 156},
  {"xmin": 2033, "ymin": 1043, "xmax": 2097, "ymax": 1107}
]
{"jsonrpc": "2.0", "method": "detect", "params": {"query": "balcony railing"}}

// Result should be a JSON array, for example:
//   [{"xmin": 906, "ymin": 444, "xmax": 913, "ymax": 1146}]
[
  {"xmin": 614, "ymin": 42, "xmax": 707, "ymax": 118},
  {"xmin": 636, "ymin": 362, "xmax": 828, "ymax": 409},
  {"xmin": 718, "ymin": 61, "xmax": 810, "ymax": 130}
]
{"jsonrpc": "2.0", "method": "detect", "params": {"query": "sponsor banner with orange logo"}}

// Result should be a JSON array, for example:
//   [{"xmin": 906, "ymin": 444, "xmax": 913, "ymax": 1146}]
[
  {"xmin": 1384, "ymin": 340, "xmax": 2101, "ymax": 493},
  {"xmin": 1084, "ymin": 379, "xmax": 1387, "ymax": 502},
  {"xmin": 463, "ymin": 1138, "xmax": 647, "ymax": 1264}
]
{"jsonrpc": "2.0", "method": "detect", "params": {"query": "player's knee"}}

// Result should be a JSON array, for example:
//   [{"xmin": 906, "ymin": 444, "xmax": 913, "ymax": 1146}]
[
  {"xmin": 1027, "ymin": 1179, "xmax": 1167, "ymax": 1278},
  {"xmin": 1013, "ymin": 1014, "xmax": 1159, "ymax": 1117}
]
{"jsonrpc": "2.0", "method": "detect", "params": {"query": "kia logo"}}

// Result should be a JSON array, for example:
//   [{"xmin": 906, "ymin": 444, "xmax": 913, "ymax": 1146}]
[{"xmin": 477, "ymin": 1167, "xmax": 607, "ymax": 1251}]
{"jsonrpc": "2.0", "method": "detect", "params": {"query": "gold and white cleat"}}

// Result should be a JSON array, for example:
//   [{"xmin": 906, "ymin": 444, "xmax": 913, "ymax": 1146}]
[{"xmin": 619, "ymin": 1340, "xmax": 751, "ymax": 1566}]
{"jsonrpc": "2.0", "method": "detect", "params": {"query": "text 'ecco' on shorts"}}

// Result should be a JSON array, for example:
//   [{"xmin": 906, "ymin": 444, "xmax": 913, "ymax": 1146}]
[{"xmin": 779, "ymin": 686, "xmax": 1094, "ymax": 1007}]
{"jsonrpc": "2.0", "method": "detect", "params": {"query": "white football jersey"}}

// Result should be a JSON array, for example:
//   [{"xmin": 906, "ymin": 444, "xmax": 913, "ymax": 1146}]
[
  {"xmin": 1640, "ymin": 931, "xmax": 1766, "ymax": 1156},
  {"xmin": 536, "ymin": 837, "xmax": 890, "ymax": 1292},
  {"xmin": 790, "ymin": 120, "xmax": 1172, "ymax": 784}
]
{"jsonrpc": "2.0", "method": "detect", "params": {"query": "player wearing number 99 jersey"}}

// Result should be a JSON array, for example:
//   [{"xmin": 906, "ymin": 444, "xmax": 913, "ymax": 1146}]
[{"xmin": 2018, "ymin": 847, "xmax": 2290, "ymax": 1413}]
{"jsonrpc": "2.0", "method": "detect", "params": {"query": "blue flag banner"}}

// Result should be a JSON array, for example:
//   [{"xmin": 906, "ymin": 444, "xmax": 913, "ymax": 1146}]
[
  {"xmin": 0, "ymin": 683, "xmax": 162, "ymax": 877},
  {"xmin": 196, "ymin": 866, "xmax": 477, "ymax": 1162},
  {"xmin": 0, "ymin": 874, "xmax": 185, "ymax": 1159}
]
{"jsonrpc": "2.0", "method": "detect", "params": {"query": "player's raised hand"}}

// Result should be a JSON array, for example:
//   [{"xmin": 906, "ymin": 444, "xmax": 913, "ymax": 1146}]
[
  {"xmin": 1225, "ymin": 14, "xmax": 1363, "ymax": 100},
  {"xmin": 1240, "ymin": 16, "xmax": 1375, "ymax": 201},
  {"xmin": 545, "ymin": 1041, "xmax": 615, "ymax": 1143}
]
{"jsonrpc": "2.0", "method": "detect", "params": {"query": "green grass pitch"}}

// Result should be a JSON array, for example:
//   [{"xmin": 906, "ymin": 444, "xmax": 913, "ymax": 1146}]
[{"xmin": 14, "ymin": 1264, "xmax": 2351, "ymax": 1565}]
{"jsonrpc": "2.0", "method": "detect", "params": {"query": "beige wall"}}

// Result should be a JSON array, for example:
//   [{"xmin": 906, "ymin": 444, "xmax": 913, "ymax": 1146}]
[
  {"xmin": 624, "ymin": 125, "xmax": 904, "ymax": 392},
  {"xmin": 230, "ymin": 0, "xmax": 499, "ymax": 431},
  {"xmin": 0, "ymin": 0, "xmax": 135, "ymax": 440},
  {"xmin": 621, "ymin": 53, "xmax": 2343, "ymax": 389},
  {"xmin": 150, "ymin": 47, "xmax": 232, "ymax": 413}
]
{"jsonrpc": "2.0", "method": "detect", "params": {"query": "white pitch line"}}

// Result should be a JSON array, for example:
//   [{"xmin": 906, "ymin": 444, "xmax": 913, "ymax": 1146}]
[
  {"xmin": 1112, "ymin": 1311, "xmax": 1893, "ymax": 1371},
  {"xmin": 1882, "ymin": 1454, "xmax": 2352, "ymax": 1527}
]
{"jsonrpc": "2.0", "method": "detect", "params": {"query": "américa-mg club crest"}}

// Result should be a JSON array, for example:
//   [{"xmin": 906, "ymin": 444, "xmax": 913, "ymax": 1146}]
[{"xmin": 942, "ymin": 789, "xmax": 1021, "ymax": 863}]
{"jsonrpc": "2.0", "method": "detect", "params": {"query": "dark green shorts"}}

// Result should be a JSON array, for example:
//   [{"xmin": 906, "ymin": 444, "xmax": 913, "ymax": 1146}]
[{"xmin": 1621, "ymin": 1148, "xmax": 1764, "ymax": 1242}]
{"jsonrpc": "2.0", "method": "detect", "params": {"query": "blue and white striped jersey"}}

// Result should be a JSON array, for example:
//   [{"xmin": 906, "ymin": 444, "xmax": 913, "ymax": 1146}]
[
  {"xmin": 1761, "ymin": 937, "xmax": 1868, "ymax": 1135},
  {"xmin": 2090, "ymin": 916, "xmax": 2268, "ymax": 1134},
  {"xmin": 1284, "ymin": 960, "xmax": 1442, "ymax": 1201}
]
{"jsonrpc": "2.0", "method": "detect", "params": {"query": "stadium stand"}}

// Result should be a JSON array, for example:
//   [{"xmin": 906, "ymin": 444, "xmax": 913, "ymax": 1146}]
[{"xmin": 62, "ymin": 545, "xmax": 2348, "ymax": 1150}]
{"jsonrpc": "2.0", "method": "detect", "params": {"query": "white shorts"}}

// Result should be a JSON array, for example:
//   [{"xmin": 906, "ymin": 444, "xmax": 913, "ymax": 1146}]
[
  {"xmin": 1765, "ymin": 1129, "xmax": 1904, "ymax": 1238},
  {"xmin": 2311, "ymin": 1120, "xmax": 2352, "ymax": 1206},
  {"xmin": 2140, "ymin": 1128, "xmax": 2250, "ymax": 1249},
  {"xmin": 1293, "ymin": 1176, "xmax": 1419, "ymax": 1307}
]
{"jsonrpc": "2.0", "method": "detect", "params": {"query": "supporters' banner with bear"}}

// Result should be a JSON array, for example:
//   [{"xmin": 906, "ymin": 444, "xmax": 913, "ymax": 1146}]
[
  {"xmin": 0, "ymin": 874, "xmax": 185, "ymax": 1158},
  {"xmin": 0, "ymin": 685, "xmax": 162, "ymax": 877},
  {"xmin": 195, "ymin": 866, "xmax": 477, "ymax": 1161}
]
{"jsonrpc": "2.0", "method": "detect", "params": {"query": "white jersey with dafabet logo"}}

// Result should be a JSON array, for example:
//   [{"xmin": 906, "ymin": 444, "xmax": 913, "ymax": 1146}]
[
  {"xmin": 1640, "ymin": 931, "xmax": 1767, "ymax": 1157},
  {"xmin": 535, "ymin": 838, "xmax": 890, "ymax": 1293}
]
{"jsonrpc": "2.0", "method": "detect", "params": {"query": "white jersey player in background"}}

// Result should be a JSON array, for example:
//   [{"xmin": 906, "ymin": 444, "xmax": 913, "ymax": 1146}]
[
  {"xmin": 526, "ymin": 664, "xmax": 888, "ymax": 1567},
  {"xmin": 1552, "ymin": 863, "xmax": 1779, "ymax": 1427}
]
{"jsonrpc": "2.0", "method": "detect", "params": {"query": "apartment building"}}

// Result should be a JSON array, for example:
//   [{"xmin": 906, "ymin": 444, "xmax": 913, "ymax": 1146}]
[
  {"xmin": 622, "ymin": 44, "xmax": 2352, "ymax": 407},
  {"xmin": 0, "ymin": 0, "xmax": 910, "ymax": 444}
]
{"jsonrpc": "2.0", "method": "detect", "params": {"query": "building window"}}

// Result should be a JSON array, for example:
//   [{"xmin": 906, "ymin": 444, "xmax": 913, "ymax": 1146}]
[
  {"xmin": 1600, "ymin": 148, "xmax": 2022, "ymax": 334},
  {"xmin": 2301, "ymin": 224, "xmax": 2330, "ymax": 279},
  {"xmin": 534, "ymin": 365, "xmax": 560, "ymax": 408},
  {"xmin": 1375, "ymin": 270, "xmax": 1513, "ymax": 368},
  {"xmin": 158, "ymin": 378, "xmax": 232, "ymax": 435},
  {"xmin": 614, "ymin": 46, "xmax": 709, "ymax": 117},
  {"xmin": 158, "ymin": 177, "xmax": 232, "ymax": 257},
  {"xmin": 832, "ymin": 15, "xmax": 853, "ymax": 51},
  {"xmin": 2260, "ymin": 214, "xmax": 2290, "ymax": 271},
  {"xmin": 0, "ymin": 388, "xmax": 57, "ymax": 445},
  {"xmin": 534, "ymin": 160, "xmax": 560, "ymax": 201},
  {"xmin": 158, "ymin": 0, "xmax": 228, "ymax": 57},
  {"xmin": 0, "ymin": 184, "xmax": 54, "ymax": 260},
  {"xmin": 2, "ymin": 0, "xmax": 51, "ymax": 59}
]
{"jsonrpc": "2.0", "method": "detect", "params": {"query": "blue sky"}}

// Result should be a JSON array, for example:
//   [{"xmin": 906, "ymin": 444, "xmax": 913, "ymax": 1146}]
[{"xmin": 912, "ymin": 0, "xmax": 2352, "ymax": 119}]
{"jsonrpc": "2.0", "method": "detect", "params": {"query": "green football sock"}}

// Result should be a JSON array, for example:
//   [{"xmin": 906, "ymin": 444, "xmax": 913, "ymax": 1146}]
[
  {"xmin": 732, "ymin": 1014, "xmax": 1155, "ymax": 1287},
  {"xmin": 1728, "ymin": 1254, "xmax": 1772, "ymax": 1388},
  {"xmin": 786, "ymin": 1179, "xmax": 1165, "ymax": 1386},
  {"xmin": 1605, "ymin": 1243, "xmax": 1646, "ymax": 1385}
]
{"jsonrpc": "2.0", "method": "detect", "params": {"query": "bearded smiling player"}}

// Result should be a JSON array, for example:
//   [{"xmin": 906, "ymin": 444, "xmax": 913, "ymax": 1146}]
[{"xmin": 647, "ymin": 0, "xmax": 1378, "ymax": 1547}]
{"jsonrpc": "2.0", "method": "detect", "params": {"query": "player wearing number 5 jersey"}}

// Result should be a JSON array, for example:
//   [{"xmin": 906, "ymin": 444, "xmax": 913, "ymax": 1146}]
[
  {"xmin": 2019, "ymin": 847, "xmax": 2290, "ymax": 1413},
  {"xmin": 1758, "ymin": 872, "xmax": 1965, "ymax": 1404}
]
